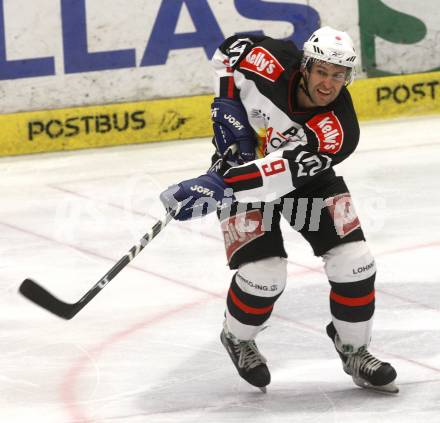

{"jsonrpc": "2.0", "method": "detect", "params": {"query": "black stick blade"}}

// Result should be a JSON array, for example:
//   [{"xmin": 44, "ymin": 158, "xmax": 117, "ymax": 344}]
[{"xmin": 19, "ymin": 278, "xmax": 78, "ymax": 320}]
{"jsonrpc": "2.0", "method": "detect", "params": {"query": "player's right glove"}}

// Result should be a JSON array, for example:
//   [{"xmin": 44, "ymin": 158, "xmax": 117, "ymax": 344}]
[
  {"xmin": 211, "ymin": 97, "xmax": 256, "ymax": 163},
  {"xmin": 159, "ymin": 172, "xmax": 234, "ymax": 221}
]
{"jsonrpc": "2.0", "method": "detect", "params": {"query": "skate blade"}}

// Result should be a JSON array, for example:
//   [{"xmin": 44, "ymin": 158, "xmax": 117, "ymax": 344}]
[
  {"xmin": 353, "ymin": 377, "xmax": 399, "ymax": 394},
  {"xmin": 258, "ymin": 386, "xmax": 267, "ymax": 393}
]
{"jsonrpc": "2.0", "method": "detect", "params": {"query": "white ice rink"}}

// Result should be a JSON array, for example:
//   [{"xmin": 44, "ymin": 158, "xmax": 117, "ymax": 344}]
[{"xmin": 1, "ymin": 115, "xmax": 440, "ymax": 423}]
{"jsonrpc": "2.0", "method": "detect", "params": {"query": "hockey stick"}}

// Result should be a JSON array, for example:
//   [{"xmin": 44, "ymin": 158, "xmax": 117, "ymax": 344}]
[
  {"xmin": 19, "ymin": 144, "xmax": 238, "ymax": 319},
  {"xmin": 18, "ymin": 211, "xmax": 175, "ymax": 320}
]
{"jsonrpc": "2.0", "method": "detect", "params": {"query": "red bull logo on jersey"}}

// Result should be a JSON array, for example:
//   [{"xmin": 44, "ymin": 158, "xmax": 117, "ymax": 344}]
[
  {"xmin": 240, "ymin": 47, "xmax": 285, "ymax": 82},
  {"xmin": 306, "ymin": 112, "xmax": 344, "ymax": 154}
]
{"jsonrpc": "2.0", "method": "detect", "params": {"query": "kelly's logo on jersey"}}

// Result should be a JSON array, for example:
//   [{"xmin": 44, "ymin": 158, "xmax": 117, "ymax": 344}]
[
  {"xmin": 240, "ymin": 47, "xmax": 284, "ymax": 82},
  {"xmin": 306, "ymin": 112, "xmax": 344, "ymax": 154}
]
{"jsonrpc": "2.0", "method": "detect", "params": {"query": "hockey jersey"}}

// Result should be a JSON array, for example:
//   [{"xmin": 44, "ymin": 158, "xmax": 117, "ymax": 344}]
[{"xmin": 212, "ymin": 35, "xmax": 360, "ymax": 203}]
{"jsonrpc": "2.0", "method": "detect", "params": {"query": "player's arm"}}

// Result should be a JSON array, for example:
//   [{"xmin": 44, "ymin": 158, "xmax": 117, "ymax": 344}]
[
  {"xmin": 159, "ymin": 144, "xmax": 332, "ymax": 221},
  {"xmin": 222, "ymin": 144, "xmax": 333, "ymax": 203}
]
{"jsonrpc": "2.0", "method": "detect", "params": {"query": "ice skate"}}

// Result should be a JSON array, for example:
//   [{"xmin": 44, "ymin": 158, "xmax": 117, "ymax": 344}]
[
  {"xmin": 327, "ymin": 322, "xmax": 398, "ymax": 394},
  {"xmin": 220, "ymin": 322, "xmax": 270, "ymax": 392}
]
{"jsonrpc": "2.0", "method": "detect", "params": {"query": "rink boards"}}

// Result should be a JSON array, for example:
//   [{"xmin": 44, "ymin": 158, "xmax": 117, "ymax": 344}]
[{"xmin": 1, "ymin": 70, "xmax": 439, "ymax": 157}]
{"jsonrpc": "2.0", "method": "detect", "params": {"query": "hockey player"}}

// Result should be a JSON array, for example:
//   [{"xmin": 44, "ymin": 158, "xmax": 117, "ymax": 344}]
[{"xmin": 160, "ymin": 27, "xmax": 398, "ymax": 394}]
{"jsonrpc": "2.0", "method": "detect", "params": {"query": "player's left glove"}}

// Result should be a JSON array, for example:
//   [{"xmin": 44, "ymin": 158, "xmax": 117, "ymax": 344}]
[
  {"xmin": 160, "ymin": 172, "xmax": 234, "ymax": 221},
  {"xmin": 211, "ymin": 97, "xmax": 256, "ymax": 163}
]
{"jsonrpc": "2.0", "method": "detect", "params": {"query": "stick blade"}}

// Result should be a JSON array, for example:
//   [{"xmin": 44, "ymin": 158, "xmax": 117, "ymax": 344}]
[{"xmin": 19, "ymin": 278, "xmax": 77, "ymax": 320}]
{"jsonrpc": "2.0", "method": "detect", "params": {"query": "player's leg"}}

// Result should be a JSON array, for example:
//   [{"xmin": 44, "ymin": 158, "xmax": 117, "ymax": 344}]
[
  {"xmin": 285, "ymin": 175, "xmax": 398, "ymax": 393},
  {"xmin": 219, "ymin": 201, "xmax": 287, "ymax": 391}
]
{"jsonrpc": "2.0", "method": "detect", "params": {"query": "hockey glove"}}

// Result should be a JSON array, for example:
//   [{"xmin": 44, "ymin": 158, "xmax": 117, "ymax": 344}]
[
  {"xmin": 160, "ymin": 172, "xmax": 234, "ymax": 221},
  {"xmin": 211, "ymin": 97, "xmax": 256, "ymax": 163}
]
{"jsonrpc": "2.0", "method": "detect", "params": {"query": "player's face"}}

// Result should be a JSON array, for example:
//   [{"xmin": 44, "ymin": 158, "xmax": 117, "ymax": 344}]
[{"xmin": 305, "ymin": 62, "xmax": 348, "ymax": 106}]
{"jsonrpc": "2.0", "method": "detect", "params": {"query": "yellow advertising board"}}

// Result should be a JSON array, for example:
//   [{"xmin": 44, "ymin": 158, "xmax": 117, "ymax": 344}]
[
  {"xmin": 349, "ymin": 70, "xmax": 440, "ymax": 120},
  {"xmin": 0, "ymin": 95, "xmax": 213, "ymax": 157}
]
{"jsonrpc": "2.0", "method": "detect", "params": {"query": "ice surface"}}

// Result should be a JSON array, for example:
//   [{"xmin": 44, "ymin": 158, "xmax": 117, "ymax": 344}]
[{"xmin": 1, "ymin": 115, "xmax": 440, "ymax": 422}]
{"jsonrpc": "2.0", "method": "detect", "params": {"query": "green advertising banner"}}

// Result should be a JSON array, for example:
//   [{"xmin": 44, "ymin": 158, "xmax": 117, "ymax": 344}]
[{"xmin": 358, "ymin": 0, "xmax": 439, "ymax": 76}]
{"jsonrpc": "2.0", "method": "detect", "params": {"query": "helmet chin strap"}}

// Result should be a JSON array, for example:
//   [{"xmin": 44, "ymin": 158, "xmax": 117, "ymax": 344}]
[{"xmin": 299, "ymin": 70, "xmax": 315, "ymax": 106}]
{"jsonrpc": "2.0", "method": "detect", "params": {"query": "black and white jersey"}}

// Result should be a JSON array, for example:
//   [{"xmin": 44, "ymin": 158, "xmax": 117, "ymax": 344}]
[{"xmin": 212, "ymin": 35, "xmax": 360, "ymax": 203}]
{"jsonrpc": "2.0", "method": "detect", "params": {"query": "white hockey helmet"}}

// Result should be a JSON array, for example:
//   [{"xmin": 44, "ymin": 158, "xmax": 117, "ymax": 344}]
[{"xmin": 302, "ymin": 26, "xmax": 358, "ymax": 84}]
